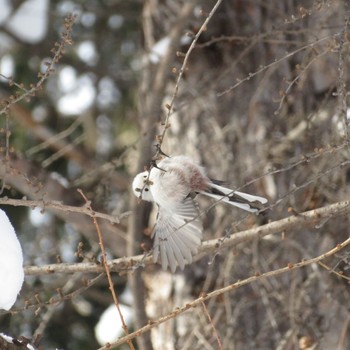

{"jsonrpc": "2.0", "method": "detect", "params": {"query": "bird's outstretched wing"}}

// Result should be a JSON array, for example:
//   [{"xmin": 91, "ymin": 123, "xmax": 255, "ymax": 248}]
[{"xmin": 152, "ymin": 197, "xmax": 203, "ymax": 272}]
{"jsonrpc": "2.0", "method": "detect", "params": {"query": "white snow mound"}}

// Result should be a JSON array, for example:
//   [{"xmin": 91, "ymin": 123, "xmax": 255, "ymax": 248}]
[{"xmin": 0, "ymin": 209, "xmax": 24, "ymax": 310}]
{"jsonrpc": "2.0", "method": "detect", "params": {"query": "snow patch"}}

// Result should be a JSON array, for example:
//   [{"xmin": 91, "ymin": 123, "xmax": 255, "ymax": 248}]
[{"xmin": 0, "ymin": 209, "xmax": 24, "ymax": 310}]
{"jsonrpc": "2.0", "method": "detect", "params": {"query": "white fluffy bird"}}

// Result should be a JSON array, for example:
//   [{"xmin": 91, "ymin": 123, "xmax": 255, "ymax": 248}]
[{"xmin": 132, "ymin": 155, "xmax": 267, "ymax": 272}]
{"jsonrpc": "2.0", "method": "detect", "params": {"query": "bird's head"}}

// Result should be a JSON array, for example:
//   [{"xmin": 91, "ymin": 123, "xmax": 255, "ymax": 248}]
[{"xmin": 132, "ymin": 171, "xmax": 154, "ymax": 201}]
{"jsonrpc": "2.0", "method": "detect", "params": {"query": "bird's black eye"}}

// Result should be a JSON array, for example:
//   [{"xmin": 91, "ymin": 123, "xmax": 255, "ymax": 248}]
[
  {"xmin": 144, "ymin": 188, "xmax": 149, "ymax": 191},
  {"xmin": 143, "ymin": 175, "xmax": 147, "ymax": 178},
  {"xmin": 135, "ymin": 188, "xmax": 141, "ymax": 192}
]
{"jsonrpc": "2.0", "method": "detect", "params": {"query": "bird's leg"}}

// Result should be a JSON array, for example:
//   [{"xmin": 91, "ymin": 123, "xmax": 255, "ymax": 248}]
[
  {"xmin": 153, "ymin": 144, "xmax": 170, "ymax": 159},
  {"xmin": 150, "ymin": 159, "xmax": 167, "ymax": 172}
]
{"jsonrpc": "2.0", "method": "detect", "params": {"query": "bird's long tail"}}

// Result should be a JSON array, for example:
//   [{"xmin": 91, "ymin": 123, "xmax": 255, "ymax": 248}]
[{"xmin": 202, "ymin": 183, "xmax": 268, "ymax": 213}]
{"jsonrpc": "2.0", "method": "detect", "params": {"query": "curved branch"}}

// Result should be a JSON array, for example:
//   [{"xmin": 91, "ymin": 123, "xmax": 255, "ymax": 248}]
[{"xmin": 24, "ymin": 200, "xmax": 350, "ymax": 276}]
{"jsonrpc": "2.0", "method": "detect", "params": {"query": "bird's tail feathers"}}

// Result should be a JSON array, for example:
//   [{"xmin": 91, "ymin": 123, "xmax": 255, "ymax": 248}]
[{"xmin": 204, "ymin": 183, "xmax": 267, "ymax": 213}]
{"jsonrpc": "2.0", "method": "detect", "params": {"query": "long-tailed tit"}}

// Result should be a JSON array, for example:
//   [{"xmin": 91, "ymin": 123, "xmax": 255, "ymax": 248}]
[{"xmin": 132, "ymin": 155, "xmax": 267, "ymax": 272}]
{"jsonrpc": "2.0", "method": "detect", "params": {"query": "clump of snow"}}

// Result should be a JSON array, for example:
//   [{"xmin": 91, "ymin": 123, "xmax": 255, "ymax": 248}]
[
  {"xmin": 94, "ymin": 303, "xmax": 133, "ymax": 345},
  {"xmin": 0, "ymin": 209, "xmax": 24, "ymax": 310},
  {"xmin": 94, "ymin": 288, "xmax": 134, "ymax": 346},
  {"xmin": 5, "ymin": 0, "xmax": 49, "ymax": 44}
]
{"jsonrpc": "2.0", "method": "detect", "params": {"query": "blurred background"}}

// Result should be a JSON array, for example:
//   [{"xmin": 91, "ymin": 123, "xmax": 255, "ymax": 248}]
[{"xmin": 1, "ymin": 0, "xmax": 350, "ymax": 349}]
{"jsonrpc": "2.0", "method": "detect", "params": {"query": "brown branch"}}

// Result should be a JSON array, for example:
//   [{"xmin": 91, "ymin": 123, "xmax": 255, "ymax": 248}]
[
  {"xmin": 318, "ymin": 261, "xmax": 350, "ymax": 282},
  {"xmin": 201, "ymin": 301, "xmax": 223, "ymax": 350},
  {"xmin": 0, "ymin": 197, "xmax": 130, "ymax": 225},
  {"xmin": 156, "ymin": 0, "xmax": 224, "ymax": 153},
  {"xmin": 200, "ymin": 199, "xmax": 350, "ymax": 254},
  {"xmin": 0, "ymin": 156, "xmax": 127, "ymax": 256},
  {"xmin": 4, "ymin": 274, "xmax": 105, "ymax": 316},
  {"xmin": 98, "ymin": 235, "xmax": 350, "ymax": 349},
  {"xmin": 24, "ymin": 199, "xmax": 350, "ymax": 276},
  {"xmin": 32, "ymin": 273, "xmax": 104, "ymax": 342}
]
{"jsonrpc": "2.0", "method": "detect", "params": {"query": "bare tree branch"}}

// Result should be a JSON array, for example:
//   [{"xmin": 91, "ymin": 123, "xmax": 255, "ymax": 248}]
[
  {"xmin": 98, "ymin": 235, "xmax": 350, "ymax": 349},
  {"xmin": 0, "ymin": 197, "xmax": 129, "ymax": 225},
  {"xmin": 24, "ymin": 199, "xmax": 350, "ymax": 276},
  {"xmin": 0, "ymin": 157, "xmax": 128, "ymax": 256}
]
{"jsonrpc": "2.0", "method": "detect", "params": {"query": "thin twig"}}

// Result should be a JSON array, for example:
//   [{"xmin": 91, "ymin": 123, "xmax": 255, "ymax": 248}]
[
  {"xmin": 156, "ymin": 0, "xmax": 223, "ymax": 154},
  {"xmin": 77, "ymin": 189, "xmax": 135, "ymax": 350},
  {"xmin": 201, "ymin": 300, "xmax": 223, "ymax": 350},
  {"xmin": 217, "ymin": 34, "xmax": 336, "ymax": 97},
  {"xmin": 3, "ymin": 274, "xmax": 105, "ymax": 315},
  {"xmin": 242, "ymin": 142, "xmax": 349, "ymax": 191},
  {"xmin": 0, "ymin": 14, "xmax": 77, "ymax": 116},
  {"xmin": 42, "ymin": 133, "xmax": 85, "ymax": 168},
  {"xmin": 26, "ymin": 115, "xmax": 83, "ymax": 156},
  {"xmin": 275, "ymin": 49, "xmax": 330, "ymax": 115},
  {"xmin": 337, "ymin": 313, "xmax": 350, "ymax": 350},
  {"xmin": 318, "ymin": 261, "xmax": 350, "ymax": 282},
  {"xmin": 32, "ymin": 273, "xmax": 93, "ymax": 343}
]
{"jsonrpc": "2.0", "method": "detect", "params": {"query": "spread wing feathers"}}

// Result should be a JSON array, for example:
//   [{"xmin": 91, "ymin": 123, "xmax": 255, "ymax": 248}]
[
  {"xmin": 203, "ymin": 183, "xmax": 268, "ymax": 213},
  {"xmin": 152, "ymin": 197, "xmax": 203, "ymax": 272}
]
